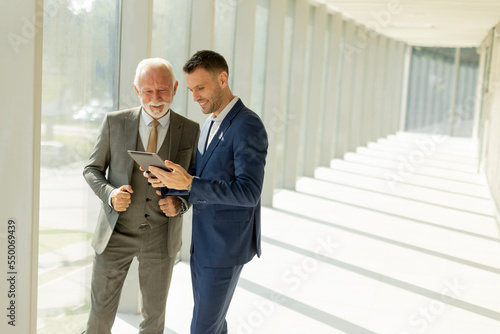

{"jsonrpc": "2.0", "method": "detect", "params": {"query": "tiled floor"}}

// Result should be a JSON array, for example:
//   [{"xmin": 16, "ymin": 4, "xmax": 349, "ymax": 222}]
[{"xmin": 110, "ymin": 132, "xmax": 500, "ymax": 333}]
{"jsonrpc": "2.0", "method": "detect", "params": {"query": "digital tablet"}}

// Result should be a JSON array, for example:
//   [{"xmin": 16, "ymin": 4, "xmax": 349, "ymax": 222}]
[{"xmin": 127, "ymin": 150, "xmax": 173, "ymax": 177}]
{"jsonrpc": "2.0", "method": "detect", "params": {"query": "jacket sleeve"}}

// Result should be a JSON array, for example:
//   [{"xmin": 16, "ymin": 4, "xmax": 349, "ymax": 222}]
[
  {"xmin": 161, "ymin": 124, "xmax": 201, "ymax": 213},
  {"xmin": 83, "ymin": 114, "xmax": 116, "ymax": 207},
  {"xmin": 189, "ymin": 114, "xmax": 268, "ymax": 207}
]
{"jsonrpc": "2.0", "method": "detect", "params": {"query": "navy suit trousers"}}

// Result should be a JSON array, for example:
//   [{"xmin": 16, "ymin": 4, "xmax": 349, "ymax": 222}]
[{"xmin": 190, "ymin": 254, "xmax": 243, "ymax": 334}]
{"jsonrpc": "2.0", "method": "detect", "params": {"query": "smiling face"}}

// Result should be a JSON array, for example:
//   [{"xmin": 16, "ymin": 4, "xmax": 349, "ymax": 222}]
[
  {"xmin": 185, "ymin": 68, "xmax": 227, "ymax": 116},
  {"xmin": 135, "ymin": 66, "xmax": 178, "ymax": 119}
]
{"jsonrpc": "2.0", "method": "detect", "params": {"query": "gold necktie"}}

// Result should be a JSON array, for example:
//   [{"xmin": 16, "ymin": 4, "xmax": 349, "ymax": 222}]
[{"xmin": 146, "ymin": 120, "xmax": 160, "ymax": 153}]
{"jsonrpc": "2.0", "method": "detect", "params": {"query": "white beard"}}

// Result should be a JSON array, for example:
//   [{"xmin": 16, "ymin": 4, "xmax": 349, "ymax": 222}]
[{"xmin": 143, "ymin": 101, "xmax": 170, "ymax": 118}]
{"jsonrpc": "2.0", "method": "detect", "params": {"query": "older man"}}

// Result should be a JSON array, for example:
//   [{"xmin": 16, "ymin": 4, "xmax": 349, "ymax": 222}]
[{"xmin": 83, "ymin": 58, "xmax": 200, "ymax": 333}]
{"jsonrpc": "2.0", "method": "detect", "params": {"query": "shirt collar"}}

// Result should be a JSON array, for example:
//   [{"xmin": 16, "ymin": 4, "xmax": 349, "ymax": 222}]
[
  {"xmin": 211, "ymin": 96, "xmax": 239, "ymax": 124},
  {"xmin": 141, "ymin": 107, "xmax": 171, "ymax": 127}
]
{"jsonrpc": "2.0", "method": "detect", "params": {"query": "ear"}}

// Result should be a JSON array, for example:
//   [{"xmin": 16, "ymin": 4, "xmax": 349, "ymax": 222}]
[
  {"xmin": 218, "ymin": 71, "xmax": 229, "ymax": 88},
  {"xmin": 173, "ymin": 81, "xmax": 179, "ymax": 96},
  {"xmin": 134, "ymin": 86, "xmax": 140, "ymax": 95}
]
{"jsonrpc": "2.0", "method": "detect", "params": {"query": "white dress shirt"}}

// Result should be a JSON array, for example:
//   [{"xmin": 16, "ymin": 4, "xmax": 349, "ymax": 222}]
[
  {"xmin": 205, "ymin": 96, "xmax": 239, "ymax": 149},
  {"xmin": 139, "ymin": 107, "xmax": 171, "ymax": 153}
]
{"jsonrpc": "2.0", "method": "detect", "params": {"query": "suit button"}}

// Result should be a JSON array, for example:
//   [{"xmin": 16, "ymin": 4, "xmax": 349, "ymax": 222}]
[
  {"xmin": 146, "ymin": 198, "xmax": 151, "ymax": 202},
  {"xmin": 145, "ymin": 214, "xmax": 150, "ymax": 218}
]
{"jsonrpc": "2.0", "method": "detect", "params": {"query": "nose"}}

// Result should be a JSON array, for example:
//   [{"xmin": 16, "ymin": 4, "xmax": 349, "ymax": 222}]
[
  {"xmin": 152, "ymin": 91, "xmax": 160, "ymax": 102},
  {"xmin": 192, "ymin": 90, "xmax": 200, "ymax": 102}
]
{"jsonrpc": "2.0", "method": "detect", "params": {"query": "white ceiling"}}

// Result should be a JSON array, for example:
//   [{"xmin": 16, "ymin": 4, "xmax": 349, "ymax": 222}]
[{"xmin": 320, "ymin": 0, "xmax": 500, "ymax": 47}]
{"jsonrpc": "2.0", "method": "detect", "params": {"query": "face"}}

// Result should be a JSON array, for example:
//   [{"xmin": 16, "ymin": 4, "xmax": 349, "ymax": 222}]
[
  {"xmin": 185, "ymin": 68, "xmax": 226, "ymax": 116},
  {"xmin": 135, "ymin": 67, "xmax": 178, "ymax": 119}
]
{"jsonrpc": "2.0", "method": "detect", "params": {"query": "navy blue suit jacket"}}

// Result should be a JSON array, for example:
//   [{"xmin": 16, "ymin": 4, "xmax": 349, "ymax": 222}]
[{"xmin": 188, "ymin": 99, "xmax": 268, "ymax": 268}]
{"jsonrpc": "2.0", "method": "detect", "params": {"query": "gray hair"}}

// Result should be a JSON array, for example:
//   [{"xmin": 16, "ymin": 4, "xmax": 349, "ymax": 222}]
[{"xmin": 133, "ymin": 58, "xmax": 177, "ymax": 88}]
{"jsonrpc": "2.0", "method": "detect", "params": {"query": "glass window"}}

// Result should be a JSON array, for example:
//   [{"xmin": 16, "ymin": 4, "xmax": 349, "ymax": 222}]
[
  {"xmin": 38, "ymin": 1, "xmax": 121, "ymax": 333},
  {"xmin": 151, "ymin": 0, "xmax": 192, "ymax": 116},
  {"xmin": 405, "ymin": 47, "xmax": 479, "ymax": 136},
  {"xmin": 249, "ymin": 0, "xmax": 270, "ymax": 115}
]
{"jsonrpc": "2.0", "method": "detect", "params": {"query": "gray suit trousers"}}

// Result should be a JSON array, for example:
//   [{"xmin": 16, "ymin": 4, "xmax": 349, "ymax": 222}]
[{"xmin": 85, "ymin": 222, "xmax": 175, "ymax": 334}]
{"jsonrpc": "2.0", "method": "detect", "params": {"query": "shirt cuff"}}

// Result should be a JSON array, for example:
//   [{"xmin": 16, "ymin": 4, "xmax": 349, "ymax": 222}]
[{"xmin": 108, "ymin": 188, "xmax": 118, "ymax": 208}]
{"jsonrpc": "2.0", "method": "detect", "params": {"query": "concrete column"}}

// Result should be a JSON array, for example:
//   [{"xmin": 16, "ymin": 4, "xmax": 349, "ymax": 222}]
[
  {"xmin": 335, "ymin": 19, "xmax": 356, "ymax": 158},
  {"xmin": 449, "ymin": 47, "xmax": 461, "ymax": 136},
  {"xmin": 399, "ymin": 44, "xmax": 412, "ymax": 132},
  {"xmin": 348, "ymin": 25, "xmax": 367, "ymax": 152},
  {"xmin": 260, "ymin": 0, "xmax": 287, "ymax": 206},
  {"xmin": 303, "ymin": 4, "xmax": 327, "ymax": 177},
  {"xmin": 116, "ymin": 0, "xmax": 155, "ymax": 314},
  {"xmin": 186, "ymin": 0, "xmax": 216, "ymax": 125},
  {"xmin": 233, "ymin": 0, "xmax": 257, "ymax": 104},
  {"xmin": 375, "ymin": 35, "xmax": 388, "ymax": 138},
  {"xmin": 118, "ymin": 0, "xmax": 153, "ymax": 110},
  {"xmin": 362, "ymin": 32, "xmax": 377, "ymax": 143},
  {"xmin": 0, "ymin": 1, "xmax": 43, "ymax": 333},
  {"xmin": 320, "ymin": 13, "xmax": 342, "ymax": 165},
  {"xmin": 383, "ymin": 38, "xmax": 396, "ymax": 136},
  {"xmin": 283, "ymin": 0, "xmax": 310, "ymax": 189}
]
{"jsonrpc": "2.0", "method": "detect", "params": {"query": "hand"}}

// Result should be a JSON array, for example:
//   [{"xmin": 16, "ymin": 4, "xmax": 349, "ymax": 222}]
[
  {"xmin": 149, "ymin": 160, "xmax": 193, "ymax": 190},
  {"xmin": 157, "ymin": 191, "xmax": 182, "ymax": 217},
  {"xmin": 143, "ymin": 171, "xmax": 165, "ymax": 188},
  {"xmin": 111, "ymin": 185, "xmax": 133, "ymax": 212}
]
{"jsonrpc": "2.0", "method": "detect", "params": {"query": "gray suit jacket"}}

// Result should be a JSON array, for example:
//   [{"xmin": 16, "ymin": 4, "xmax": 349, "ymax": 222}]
[{"xmin": 83, "ymin": 107, "xmax": 200, "ymax": 255}]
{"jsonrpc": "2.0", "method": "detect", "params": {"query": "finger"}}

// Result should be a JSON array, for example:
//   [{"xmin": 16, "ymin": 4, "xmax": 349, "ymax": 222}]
[
  {"xmin": 117, "ymin": 192, "xmax": 131, "ymax": 199},
  {"xmin": 148, "ymin": 166, "xmax": 164, "ymax": 175},
  {"xmin": 164, "ymin": 160, "xmax": 180, "ymax": 171},
  {"xmin": 123, "ymin": 185, "xmax": 134, "ymax": 193},
  {"xmin": 156, "ymin": 190, "xmax": 162, "ymax": 196}
]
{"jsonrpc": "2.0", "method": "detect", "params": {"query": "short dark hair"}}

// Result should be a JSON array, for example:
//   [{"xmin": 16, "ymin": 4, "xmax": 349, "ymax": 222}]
[{"xmin": 183, "ymin": 50, "xmax": 229, "ymax": 78}]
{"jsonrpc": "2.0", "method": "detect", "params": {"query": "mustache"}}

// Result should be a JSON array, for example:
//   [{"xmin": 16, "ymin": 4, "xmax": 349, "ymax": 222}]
[{"xmin": 146, "ymin": 101, "xmax": 167, "ymax": 107}]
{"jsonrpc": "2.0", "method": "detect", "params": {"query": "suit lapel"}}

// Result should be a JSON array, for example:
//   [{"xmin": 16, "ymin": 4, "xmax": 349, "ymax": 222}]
[
  {"xmin": 167, "ymin": 109, "xmax": 182, "ymax": 161},
  {"xmin": 125, "ymin": 107, "xmax": 141, "ymax": 182},
  {"xmin": 197, "ymin": 100, "xmax": 244, "ymax": 176}
]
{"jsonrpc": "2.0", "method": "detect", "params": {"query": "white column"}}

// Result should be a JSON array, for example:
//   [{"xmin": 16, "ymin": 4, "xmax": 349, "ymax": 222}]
[
  {"xmin": 116, "ymin": 0, "xmax": 154, "ymax": 314},
  {"xmin": 233, "ymin": 0, "xmax": 257, "ymax": 103},
  {"xmin": 118, "ymin": 0, "xmax": 153, "ymax": 110},
  {"xmin": 178, "ymin": 0, "xmax": 217, "ymax": 263},
  {"xmin": 448, "ymin": 47, "xmax": 461, "ymax": 136},
  {"xmin": 373, "ymin": 35, "xmax": 387, "ymax": 139},
  {"xmin": 472, "ymin": 42, "xmax": 487, "ymax": 144},
  {"xmin": 283, "ymin": 0, "xmax": 310, "ymax": 189},
  {"xmin": 362, "ymin": 32, "xmax": 377, "ymax": 143},
  {"xmin": 320, "ymin": 13, "xmax": 342, "ymax": 166},
  {"xmin": 0, "ymin": 1, "xmax": 43, "ymax": 333},
  {"xmin": 186, "ymin": 0, "xmax": 216, "ymax": 125},
  {"xmin": 348, "ymin": 25, "xmax": 367, "ymax": 152},
  {"xmin": 383, "ymin": 38, "xmax": 396, "ymax": 136},
  {"xmin": 335, "ymin": 19, "xmax": 356, "ymax": 158},
  {"xmin": 398, "ymin": 44, "xmax": 411, "ymax": 132},
  {"xmin": 303, "ymin": 4, "xmax": 327, "ymax": 177},
  {"xmin": 260, "ymin": 0, "xmax": 287, "ymax": 206}
]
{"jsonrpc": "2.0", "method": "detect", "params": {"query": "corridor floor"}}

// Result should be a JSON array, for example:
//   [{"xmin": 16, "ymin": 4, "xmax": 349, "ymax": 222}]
[{"xmin": 114, "ymin": 132, "xmax": 500, "ymax": 333}]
